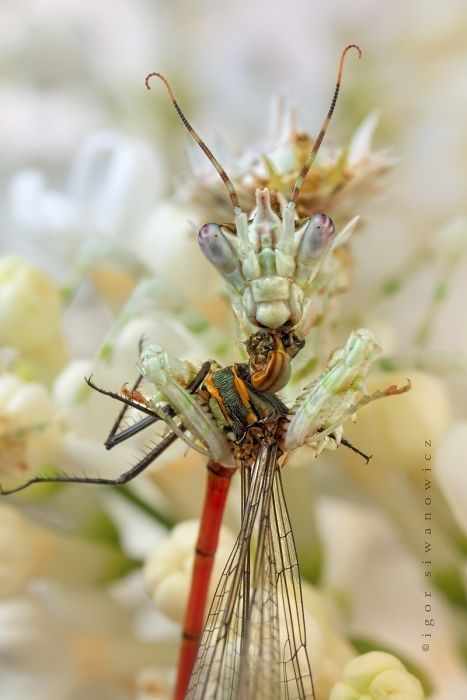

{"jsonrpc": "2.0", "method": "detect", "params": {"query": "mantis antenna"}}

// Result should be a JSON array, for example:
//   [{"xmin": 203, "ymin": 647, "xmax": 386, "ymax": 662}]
[
  {"xmin": 146, "ymin": 72, "xmax": 241, "ymax": 212},
  {"xmin": 289, "ymin": 44, "xmax": 362, "ymax": 207}
]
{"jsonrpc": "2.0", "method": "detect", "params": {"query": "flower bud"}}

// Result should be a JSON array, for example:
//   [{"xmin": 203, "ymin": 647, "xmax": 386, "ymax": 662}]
[
  {"xmin": 341, "ymin": 370, "xmax": 451, "ymax": 475},
  {"xmin": 133, "ymin": 201, "xmax": 219, "ymax": 302},
  {"xmin": 0, "ymin": 505, "xmax": 42, "ymax": 596},
  {"xmin": 143, "ymin": 520, "xmax": 235, "ymax": 624},
  {"xmin": 330, "ymin": 651, "xmax": 424, "ymax": 699},
  {"xmin": 301, "ymin": 582, "xmax": 354, "ymax": 697},
  {"xmin": 436, "ymin": 422, "xmax": 467, "ymax": 536},
  {"xmin": 0, "ymin": 256, "xmax": 67, "ymax": 379},
  {"xmin": 0, "ymin": 373, "xmax": 61, "ymax": 487},
  {"xmin": 136, "ymin": 668, "xmax": 173, "ymax": 700},
  {"xmin": 0, "ymin": 592, "xmax": 73, "ymax": 699},
  {"xmin": 61, "ymin": 236, "xmax": 148, "ymax": 313}
]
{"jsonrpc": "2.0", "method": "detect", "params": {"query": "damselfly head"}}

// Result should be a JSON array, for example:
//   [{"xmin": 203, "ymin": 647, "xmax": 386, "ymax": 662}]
[
  {"xmin": 245, "ymin": 329, "xmax": 291, "ymax": 392},
  {"xmin": 244, "ymin": 328, "xmax": 304, "ymax": 392}
]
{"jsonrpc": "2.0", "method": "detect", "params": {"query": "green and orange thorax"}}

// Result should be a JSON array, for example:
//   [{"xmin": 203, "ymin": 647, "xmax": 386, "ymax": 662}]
[{"xmin": 200, "ymin": 362, "xmax": 288, "ymax": 445}]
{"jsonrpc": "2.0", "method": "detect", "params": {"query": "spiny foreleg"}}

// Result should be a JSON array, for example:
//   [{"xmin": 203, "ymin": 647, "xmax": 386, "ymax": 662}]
[{"xmin": 285, "ymin": 329, "xmax": 410, "ymax": 455}]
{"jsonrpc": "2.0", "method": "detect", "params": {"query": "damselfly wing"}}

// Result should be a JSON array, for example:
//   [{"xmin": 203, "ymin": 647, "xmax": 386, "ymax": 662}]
[{"xmin": 187, "ymin": 442, "xmax": 315, "ymax": 700}]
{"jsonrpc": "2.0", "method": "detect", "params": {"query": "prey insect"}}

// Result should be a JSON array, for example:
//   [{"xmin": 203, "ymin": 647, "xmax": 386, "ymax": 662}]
[{"xmin": 1, "ymin": 44, "xmax": 410, "ymax": 700}]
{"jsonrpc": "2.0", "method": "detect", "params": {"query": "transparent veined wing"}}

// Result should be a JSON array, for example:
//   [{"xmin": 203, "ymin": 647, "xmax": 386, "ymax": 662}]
[{"xmin": 186, "ymin": 442, "xmax": 315, "ymax": 699}]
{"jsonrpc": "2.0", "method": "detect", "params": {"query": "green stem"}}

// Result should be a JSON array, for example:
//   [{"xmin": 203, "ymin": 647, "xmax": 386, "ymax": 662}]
[
  {"xmin": 115, "ymin": 484, "xmax": 176, "ymax": 529},
  {"xmin": 415, "ymin": 253, "xmax": 458, "ymax": 347}
]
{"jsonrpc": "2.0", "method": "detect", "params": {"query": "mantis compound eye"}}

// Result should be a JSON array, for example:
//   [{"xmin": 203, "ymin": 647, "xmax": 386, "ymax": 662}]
[
  {"xmin": 298, "ymin": 214, "xmax": 336, "ymax": 263},
  {"xmin": 314, "ymin": 213, "xmax": 335, "ymax": 236},
  {"xmin": 198, "ymin": 223, "xmax": 238, "ymax": 275}
]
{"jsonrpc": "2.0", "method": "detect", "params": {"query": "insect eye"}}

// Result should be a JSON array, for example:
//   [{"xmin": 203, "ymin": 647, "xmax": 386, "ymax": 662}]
[
  {"xmin": 198, "ymin": 223, "xmax": 218, "ymax": 239},
  {"xmin": 198, "ymin": 223, "xmax": 238, "ymax": 274},
  {"xmin": 313, "ymin": 214, "xmax": 334, "ymax": 236},
  {"xmin": 298, "ymin": 214, "xmax": 336, "ymax": 263}
]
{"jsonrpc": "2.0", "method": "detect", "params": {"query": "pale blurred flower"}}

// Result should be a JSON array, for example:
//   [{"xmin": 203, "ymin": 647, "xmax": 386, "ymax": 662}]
[
  {"xmin": 0, "ymin": 256, "xmax": 68, "ymax": 379},
  {"xmin": 341, "ymin": 370, "xmax": 452, "ymax": 475},
  {"xmin": 301, "ymin": 583, "xmax": 354, "ymax": 697},
  {"xmin": 0, "ymin": 586, "xmax": 173, "ymax": 700},
  {"xmin": 143, "ymin": 519, "xmax": 235, "ymax": 624},
  {"xmin": 0, "ymin": 503, "xmax": 133, "ymax": 597},
  {"xmin": 435, "ymin": 422, "xmax": 467, "ymax": 536},
  {"xmin": 0, "ymin": 505, "xmax": 43, "ymax": 597},
  {"xmin": 184, "ymin": 97, "xmax": 393, "ymax": 229},
  {"xmin": 136, "ymin": 668, "xmax": 173, "ymax": 700},
  {"xmin": 0, "ymin": 592, "xmax": 73, "ymax": 700},
  {"xmin": 329, "ymin": 651, "xmax": 424, "ymax": 699},
  {"xmin": 0, "ymin": 373, "xmax": 61, "ymax": 486},
  {"xmin": 131, "ymin": 200, "xmax": 220, "ymax": 303},
  {"xmin": 6, "ymin": 131, "xmax": 165, "ymax": 278}
]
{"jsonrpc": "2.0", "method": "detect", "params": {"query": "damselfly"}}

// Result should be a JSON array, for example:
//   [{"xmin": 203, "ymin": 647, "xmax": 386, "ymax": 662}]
[{"xmin": 1, "ymin": 45, "xmax": 409, "ymax": 699}]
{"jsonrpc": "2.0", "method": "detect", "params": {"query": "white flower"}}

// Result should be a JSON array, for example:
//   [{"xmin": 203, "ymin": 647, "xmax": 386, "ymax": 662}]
[
  {"xmin": 0, "ymin": 505, "xmax": 42, "ymax": 597},
  {"xmin": 68, "ymin": 131, "xmax": 165, "ymax": 240},
  {"xmin": 0, "ymin": 373, "xmax": 61, "ymax": 486},
  {"xmin": 185, "ymin": 100, "xmax": 392, "ymax": 228},
  {"xmin": 330, "ymin": 651, "xmax": 425, "ymax": 699},
  {"xmin": 0, "ymin": 586, "xmax": 175, "ymax": 700},
  {"xmin": 0, "ymin": 592, "xmax": 73, "ymax": 700},
  {"xmin": 341, "ymin": 370, "xmax": 451, "ymax": 475},
  {"xmin": 0, "ymin": 502, "xmax": 134, "ymax": 597},
  {"xmin": 8, "ymin": 131, "xmax": 165, "ymax": 248},
  {"xmin": 436, "ymin": 422, "xmax": 467, "ymax": 536},
  {"xmin": 347, "ymin": 111, "xmax": 382, "ymax": 166},
  {"xmin": 428, "ymin": 217, "xmax": 467, "ymax": 258},
  {"xmin": 300, "ymin": 582, "xmax": 354, "ymax": 697},
  {"xmin": 131, "ymin": 200, "xmax": 221, "ymax": 303},
  {"xmin": 6, "ymin": 131, "xmax": 166, "ymax": 304},
  {"xmin": 143, "ymin": 520, "xmax": 235, "ymax": 624},
  {"xmin": 136, "ymin": 668, "xmax": 173, "ymax": 700},
  {"xmin": 0, "ymin": 256, "xmax": 67, "ymax": 379}
]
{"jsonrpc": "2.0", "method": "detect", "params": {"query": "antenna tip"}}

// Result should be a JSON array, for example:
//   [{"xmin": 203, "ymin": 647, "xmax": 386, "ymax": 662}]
[
  {"xmin": 145, "ymin": 72, "xmax": 163, "ymax": 91},
  {"xmin": 145, "ymin": 73, "xmax": 153, "ymax": 91},
  {"xmin": 343, "ymin": 44, "xmax": 363, "ymax": 60}
]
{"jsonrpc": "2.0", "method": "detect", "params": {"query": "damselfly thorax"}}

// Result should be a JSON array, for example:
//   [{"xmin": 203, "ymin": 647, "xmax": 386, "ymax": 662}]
[
  {"xmin": 201, "ymin": 364, "xmax": 288, "ymax": 443},
  {"xmin": 201, "ymin": 326, "xmax": 304, "ymax": 438}
]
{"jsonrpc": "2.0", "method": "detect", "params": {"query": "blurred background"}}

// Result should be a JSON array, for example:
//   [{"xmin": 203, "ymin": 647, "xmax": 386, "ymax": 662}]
[{"xmin": 0, "ymin": 1, "xmax": 466, "ymax": 699}]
